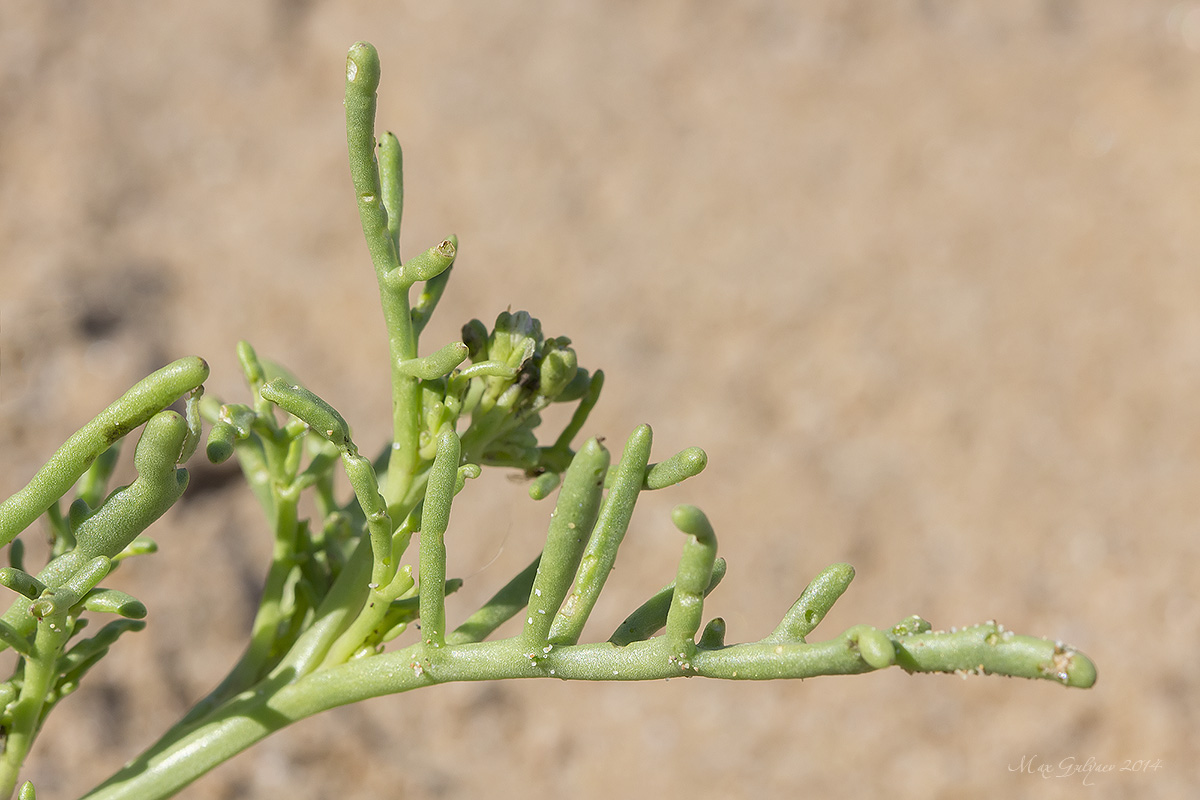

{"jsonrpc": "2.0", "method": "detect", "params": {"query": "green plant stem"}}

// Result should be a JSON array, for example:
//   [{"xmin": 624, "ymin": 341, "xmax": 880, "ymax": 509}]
[
  {"xmin": 317, "ymin": 567, "xmax": 413, "ymax": 668},
  {"xmin": 0, "ymin": 618, "xmax": 71, "ymax": 797},
  {"xmin": 0, "ymin": 357, "xmax": 208, "ymax": 548},
  {"xmin": 609, "ymin": 557, "xmax": 727, "ymax": 646},
  {"xmin": 522, "ymin": 438, "xmax": 608, "ymax": 647},
  {"xmin": 176, "ymin": 439, "xmax": 309, "ymax": 728},
  {"xmin": 79, "ymin": 620, "xmax": 1095, "ymax": 800},
  {"xmin": 343, "ymin": 42, "xmax": 398, "ymax": 285},
  {"xmin": 767, "ymin": 562, "xmax": 856, "ymax": 643},
  {"xmin": 417, "ymin": 431, "xmax": 461, "ymax": 650},
  {"xmin": 549, "ymin": 425, "xmax": 652, "ymax": 644},
  {"xmin": 663, "ymin": 505, "xmax": 717, "ymax": 662},
  {"xmin": 1, "ymin": 412, "xmax": 191, "ymax": 648},
  {"xmin": 216, "ymin": 485, "xmax": 302, "ymax": 690},
  {"xmin": 344, "ymin": 42, "xmax": 421, "ymax": 509},
  {"xmin": 378, "ymin": 131, "xmax": 403, "ymax": 252}
]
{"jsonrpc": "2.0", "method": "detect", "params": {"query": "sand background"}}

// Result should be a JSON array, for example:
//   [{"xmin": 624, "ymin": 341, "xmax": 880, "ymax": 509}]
[{"xmin": 1, "ymin": 2, "xmax": 1196, "ymax": 798}]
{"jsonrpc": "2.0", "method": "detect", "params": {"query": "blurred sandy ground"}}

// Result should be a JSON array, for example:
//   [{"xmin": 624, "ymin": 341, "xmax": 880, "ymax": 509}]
[{"xmin": 1, "ymin": 2, "xmax": 1197, "ymax": 798}]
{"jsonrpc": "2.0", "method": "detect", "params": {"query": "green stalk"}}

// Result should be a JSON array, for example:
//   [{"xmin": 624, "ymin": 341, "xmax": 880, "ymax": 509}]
[
  {"xmin": 417, "ymin": 431, "xmax": 461, "ymax": 650},
  {"xmin": 0, "ymin": 357, "xmax": 208, "ymax": 548},
  {"xmin": 609, "ymin": 558, "xmax": 726, "ymax": 646},
  {"xmin": 79, "ymin": 621, "xmax": 1095, "ymax": 800},
  {"xmin": 2, "ymin": 412, "xmax": 190, "ymax": 647},
  {"xmin": 186, "ymin": 484, "xmax": 301, "ymax": 718},
  {"xmin": 766, "ymin": 562, "xmax": 856, "ymax": 643},
  {"xmin": 522, "ymin": 439, "xmax": 608, "ymax": 647},
  {"xmin": 344, "ymin": 42, "xmax": 419, "ymax": 509},
  {"xmin": 549, "ymin": 425, "xmax": 652, "ymax": 644},
  {"xmin": 0, "ymin": 619, "xmax": 70, "ymax": 796},
  {"xmin": 378, "ymin": 131, "xmax": 403, "ymax": 253},
  {"xmin": 663, "ymin": 505, "xmax": 717, "ymax": 663}
]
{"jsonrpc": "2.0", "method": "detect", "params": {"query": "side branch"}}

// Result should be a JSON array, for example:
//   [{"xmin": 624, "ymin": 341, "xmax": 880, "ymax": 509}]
[
  {"xmin": 417, "ymin": 621, "xmax": 1097, "ymax": 687},
  {"xmin": 0, "ymin": 357, "xmax": 209, "ymax": 547},
  {"xmin": 77, "ymin": 621, "xmax": 1094, "ymax": 800}
]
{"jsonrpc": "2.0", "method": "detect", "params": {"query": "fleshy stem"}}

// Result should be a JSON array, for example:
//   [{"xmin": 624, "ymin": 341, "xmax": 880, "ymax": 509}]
[
  {"xmin": 0, "ymin": 615, "xmax": 71, "ymax": 792},
  {"xmin": 0, "ymin": 412, "xmax": 192, "ymax": 645},
  {"xmin": 417, "ymin": 430, "xmax": 461, "ymax": 650},
  {"xmin": 345, "ymin": 41, "xmax": 458, "ymax": 513},
  {"xmin": 1, "ymin": 554, "xmax": 121, "ymax": 795},
  {"xmin": 0, "ymin": 357, "xmax": 209, "ymax": 549},
  {"xmin": 549, "ymin": 425, "xmax": 652, "ymax": 644},
  {"xmin": 77, "ymin": 619, "xmax": 1095, "ymax": 800}
]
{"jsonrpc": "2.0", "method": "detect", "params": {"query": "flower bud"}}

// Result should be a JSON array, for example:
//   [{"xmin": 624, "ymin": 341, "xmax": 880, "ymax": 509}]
[
  {"xmin": 461, "ymin": 319, "xmax": 488, "ymax": 360},
  {"xmin": 537, "ymin": 341, "xmax": 578, "ymax": 400}
]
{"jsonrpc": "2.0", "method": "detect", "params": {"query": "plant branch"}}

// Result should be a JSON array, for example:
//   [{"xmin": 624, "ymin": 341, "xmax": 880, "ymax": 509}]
[
  {"xmin": 77, "ymin": 620, "xmax": 1094, "ymax": 800},
  {"xmin": 0, "ymin": 358, "xmax": 208, "ymax": 548}
]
